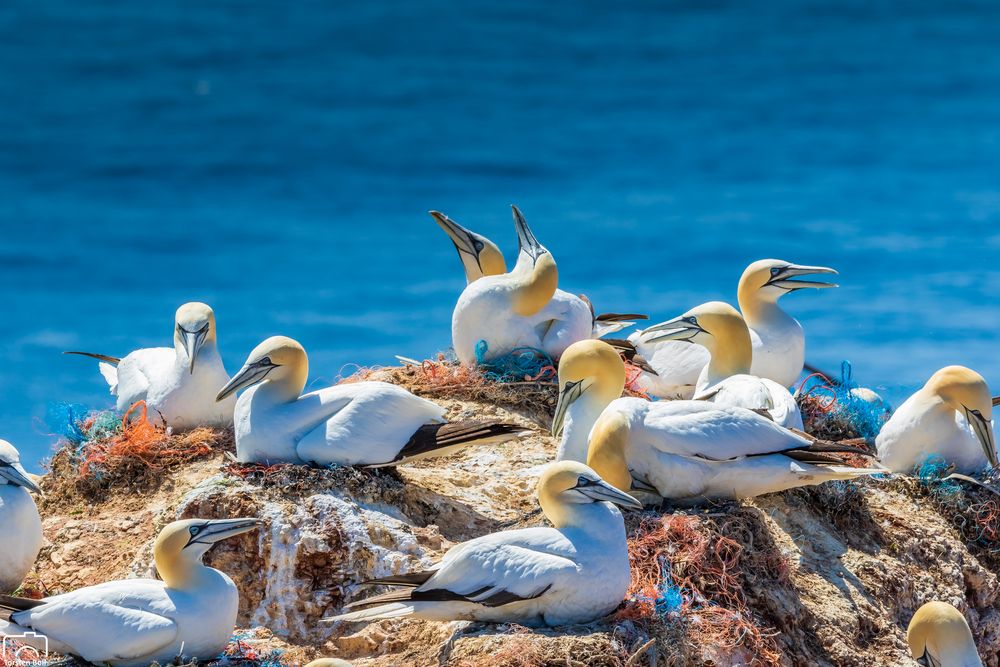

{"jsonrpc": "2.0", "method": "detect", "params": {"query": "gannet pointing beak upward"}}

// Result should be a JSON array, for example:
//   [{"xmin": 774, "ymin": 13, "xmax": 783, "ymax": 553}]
[
  {"xmin": 0, "ymin": 518, "xmax": 261, "ymax": 666},
  {"xmin": 218, "ymin": 336, "xmax": 524, "ymax": 466},
  {"xmin": 326, "ymin": 460, "xmax": 638, "ymax": 626},
  {"xmin": 430, "ymin": 210, "xmax": 507, "ymax": 283},
  {"xmin": 877, "ymin": 366, "xmax": 997, "ymax": 473},
  {"xmin": 907, "ymin": 601, "xmax": 983, "ymax": 667},
  {"xmin": 0, "ymin": 440, "xmax": 43, "ymax": 593},
  {"xmin": 639, "ymin": 302, "xmax": 803, "ymax": 429}
]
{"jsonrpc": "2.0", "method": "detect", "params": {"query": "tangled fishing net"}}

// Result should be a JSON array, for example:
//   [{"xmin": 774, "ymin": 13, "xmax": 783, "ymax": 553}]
[
  {"xmin": 613, "ymin": 511, "xmax": 787, "ymax": 666},
  {"xmin": 42, "ymin": 401, "xmax": 232, "ymax": 504},
  {"xmin": 796, "ymin": 361, "xmax": 892, "ymax": 441}
]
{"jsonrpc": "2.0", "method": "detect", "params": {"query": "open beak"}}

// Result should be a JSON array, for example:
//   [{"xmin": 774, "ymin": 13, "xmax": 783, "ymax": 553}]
[
  {"xmin": 430, "ymin": 211, "xmax": 482, "ymax": 266},
  {"xmin": 216, "ymin": 361, "xmax": 275, "ymax": 402},
  {"xmin": 182, "ymin": 330, "xmax": 207, "ymax": 375},
  {"xmin": 192, "ymin": 518, "xmax": 264, "ymax": 546},
  {"xmin": 639, "ymin": 315, "xmax": 704, "ymax": 345},
  {"xmin": 577, "ymin": 478, "xmax": 644, "ymax": 510},
  {"xmin": 966, "ymin": 408, "xmax": 999, "ymax": 469},
  {"xmin": 552, "ymin": 379, "xmax": 590, "ymax": 437},
  {"xmin": 766, "ymin": 264, "xmax": 839, "ymax": 291},
  {"xmin": 0, "ymin": 461, "xmax": 41, "ymax": 494},
  {"xmin": 512, "ymin": 205, "xmax": 547, "ymax": 263}
]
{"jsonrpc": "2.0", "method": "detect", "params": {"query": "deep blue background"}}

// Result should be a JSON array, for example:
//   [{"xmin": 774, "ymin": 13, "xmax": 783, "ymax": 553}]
[{"xmin": 2, "ymin": 1, "xmax": 999, "ymax": 467}]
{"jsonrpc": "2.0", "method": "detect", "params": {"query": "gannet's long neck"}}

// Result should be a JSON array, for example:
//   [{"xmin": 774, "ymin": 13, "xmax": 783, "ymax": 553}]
[
  {"xmin": 558, "ymin": 392, "xmax": 610, "ymax": 463},
  {"xmin": 258, "ymin": 359, "xmax": 309, "ymax": 404},
  {"xmin": 508, "ymin": 253, "xmax": 558, "ymax": 317},
  {"xmin": 587, "ymin": 411, "xmax": 632, "ymax": 492},
  {"xmin": 156, "ymin": 551, "xmax": 217, "ymax": 592},
  {"xmin": 702, "ymin": 324, "xmax": 752, "ymax": 387},
  {"xmin": 738, "ymin": 288, "xmax": 796, "ymax": 332},
  {"xmin": 539, "ymin": 491, "xmax": 623, "ymax": 539}
]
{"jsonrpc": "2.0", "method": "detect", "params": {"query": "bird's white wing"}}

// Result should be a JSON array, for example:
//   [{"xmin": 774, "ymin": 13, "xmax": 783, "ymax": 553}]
[
  {"xmin": 12, "ymin": 581, "xmax": 178, "ymax": 663},
  {"xmin": 699, "ymin": 376, "xmax": 803, "ymax": 430},
  {"xmin": 635, "ymin": 400, "xmax": 811, "ymax": 459},
  {"xmin": 627, "ymin": 335, "xmax": 709, "ymax": 396},
  {"xmin": 528, "ymin": 291, "xmax": 594, "ymax": 358},
  {"xmin": 115, "ymin": 348, "xmax": 175, "ymax": 404},
  {"xmin": 416, "ymin": 527, "xmax": 579, "ymax": 605},
  {"xmin": 97, "ymin": 362, "xmax": 119, "ymax": 393}
]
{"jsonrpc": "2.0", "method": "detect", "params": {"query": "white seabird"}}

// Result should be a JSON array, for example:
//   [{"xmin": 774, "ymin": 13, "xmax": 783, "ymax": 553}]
[
  {"xmin": 552, "ymin": 340, "xmax": 878, "ymax": 502},
  {"xmin": 451, "ymin": 206, "xmax": 626, "ymax": 365},
  {"xmin": 0, "ymin": 440, "xmax": 42, "ymax": 593},
  {"xmin": 65, "ymin": 302, "xmax": 236, "ymax": 429},
  {"xmin": 431, "ymin": 210, "xmax": 643, "ymax": 339},
  {"xmin": 876, "ymin": 366, "xmax": 997, "ymax": 474},
  {"xmin": 0, "ymin": 518, "xmax": 261, "ymax": 667},
  {"xmin": 216, "ymin": 336, "xmax": 525, "ymax": 466},
  {"xmin": 624, "ymin": 259, "xmax": 837, "ymax": 397},
  {"xmin": 325, "ymin": 460, "xmax": 640, "ymax": 626},
  {"xmin": 638, "ymin": 301, "xmax": 803, "ymax": 429},
  {"xmin": 907, "ymin": 601, "xmax": 983, "ymax": 667}
]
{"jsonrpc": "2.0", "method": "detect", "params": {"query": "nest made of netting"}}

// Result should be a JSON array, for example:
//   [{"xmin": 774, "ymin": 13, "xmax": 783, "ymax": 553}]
[
  {"xmin": 41, "ymin": 401, "xmax": 232, "ymax": 507},
  {"xmin": 171, "ymin": 629, "xmax": 292, "ymax": 667},
  {"xmin": 887, "ymin": 456, "xmax": 1000, "ymax": 570},
  {"xmin": 612, "ymin": 507, "xmax": 789, "ymax": 666},
  {"xmin": 220, "ymin": 459, "xmax": 405, "ymax": 505},
  {"xmin": 796, "ymin": 361, "xmax": 892, "ymax": 442},
  {"xmin": 447, "ymin": 623, "xmax": 655, "ymax": 667}
]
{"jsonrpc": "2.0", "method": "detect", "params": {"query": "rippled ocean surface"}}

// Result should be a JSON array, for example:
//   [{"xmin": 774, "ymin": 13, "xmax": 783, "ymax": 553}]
[{"xmin": 2, "ymin": 0, "xmax": 999, "ymax": 466}]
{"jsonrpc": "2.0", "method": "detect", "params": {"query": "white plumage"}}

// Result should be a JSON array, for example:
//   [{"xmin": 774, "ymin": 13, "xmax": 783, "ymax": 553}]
[{"xmin": 0, "ymin": 440, "xmax": 42, "ymax": 593}]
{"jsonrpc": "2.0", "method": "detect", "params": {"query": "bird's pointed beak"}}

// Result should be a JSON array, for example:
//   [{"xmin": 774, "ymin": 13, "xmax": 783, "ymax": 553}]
[
  {"xmin": 966, "ymin": 407, "xmax": 999, "ymax": 469},
  {"xmin": 767, "ymin": 264, "xmax": 839, "ymax": 290},
  {"xmin": 512, "ymin": 205, "xmax": 547, "ymax": 264},
  {"xmin": 430, "ymin": 211, "xmax": 478, "ymax": 257},
  {"xmin": 578, "ymin": 478, "xmax": 644, "ymax": 510},
  {"xmin": 216, "ymin": 361, "xmax": 275, "ymax": 402},
  {"xmin": 0, "ymin": 461, "xmax": 41, "ymax": 494},
  {"xmin": 551, "ymin": 379, "xmax": 590, "ymax": 438},
  {"xmin": 182, "ymin": 331, "xmax": 205, "ymax": 375},
  {"xmin": 639, "ymin": 315, "xmax": 704, "ymax": 344},
  {"xmin": 194, "ymin": 518, "xmax": 264, "ymax": 545}
]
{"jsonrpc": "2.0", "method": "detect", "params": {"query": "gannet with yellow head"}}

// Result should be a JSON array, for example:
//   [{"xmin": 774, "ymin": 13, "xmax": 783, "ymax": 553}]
[
  {"xmin": 65, "ymin": 302, "xmax": 236, "ymax": 429},
  {"xmin": 431, "ymin": 210, "xmax": 643, "ymax": 339},
  {"xmin": 638, "ymin": 301, "xmax": 803, "ymax": 429},
  {"xmin": 907, "ymin": 601, "xmax": 983, "ymax": 667},
  {"xmin": 326, "ymin": 460, "xmax": 640, "ymax": 626},
  {"xmin": 449, "ymin": 207, "xmax": 596, "ymax": 365},
  {"xmin": 0, "ymin": 518, "xmax": 261, "ymax": 666},
  {"xmin": 737, "ymin": 259, "xmax": 838, "ymax": 387},
  {"xmin": 0, "ymin": 440, "xmax": 42, "ymax": 593},
  {"xmin": 876, "ymin": 366, "xmax": 997, "ymax": 474},
  {"xmin": 552, "ymin": 340, "xmax": 879, "ymax": 502},
  {"xmin": 217, "ymin": 336, "xmax": 524, "ymax": 465}
]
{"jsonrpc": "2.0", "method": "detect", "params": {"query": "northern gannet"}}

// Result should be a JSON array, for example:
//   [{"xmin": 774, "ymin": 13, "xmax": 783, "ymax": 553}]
[
  {"xmin": 624, "ymin": 259, "xmax": 837, "ymax": 397},
  {"xmin": 638, "ymin": 301, "xmax": 803, "ymax": 429},
  {"xmin": 66, "ymin": 302, "xmax": 236, "ymax": 429},
  {"xmin": 876, "ymin": 366, "xmax": 997, "ymax": 474},
  {"xmin": 431, "ymin": 210, "xmax": 642, "ymax": 339},
  {"xmin": 216, "ymin": 336, "xmax": 524, "ymax": 465},
  {"xmin": 907, "ymin": 601, "xmax": 983, "ymax": 667},
  {"xmin": 0, "ymin": 441, "xmax": 42, "ymax": 593},
  {"xmin": 737, "ymin": 259, "xmax": 838, "ymax": 388},
  {"xmin": 451, "ymin": 206, "xmax": 621, "ymax": 365},
  {"xmin": 326, "ymin": 460, "xmax": 640, "ymax": 626},
  {"xmin": 552, "ymin": 340, "xmax": 878, "ymax": 502},
  {"xmin": 0, "ymin": 518, "xmax": 261, "ymax": 666}
]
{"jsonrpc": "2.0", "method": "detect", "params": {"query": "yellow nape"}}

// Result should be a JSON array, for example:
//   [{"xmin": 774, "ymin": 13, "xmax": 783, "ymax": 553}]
[
  {"xmin": 907, "ymin": 601, "xmax": 978, "ymax": 662},
  {"xmin": 557, "ymin": 339, "xmax": 626, "ymax": 399},
  {"xmin": 175, "ymin": 301, "xmax": 218, "ymax": 340},
  {"xmin": 737, "ymin": 258, "xmax": 786, "ymax": 316},
  {"xmin": 586, "ymin": 411, "xmax": 632, "ymax": 493},
  {"xmin": 478, "ymin": 240, "xmax": 507, "ymax": 278},
  {"xmin": 926, "ymin": 365, "xmax": 992, "ymax": 418},
  {"xmin": 510, "ymin": 252, "xmax": 559, "ymax": 317},
  {"xmin": 153, "ymin": 520, "xmax": 207, "ymax": 588},
  {"xmin": 537, "ymin": 460, "xmax": 598, "ymax": 528},
  {"xmin": 685, "ymin": 301, "xmax": 752, "ymax": 377}
]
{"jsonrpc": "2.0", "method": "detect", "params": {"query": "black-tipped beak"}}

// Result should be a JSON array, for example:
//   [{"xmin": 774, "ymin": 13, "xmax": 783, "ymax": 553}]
[
  {"xmin": 766, "ymin": 264, "xmax": 839, "ymax": 291},
  {"xmin": 512, "ymin": 205, "xmax": 547, "ymax": 264},
  {"xmin": 966, "ymin": 407, "xmax": 998, "ymax": 469}
]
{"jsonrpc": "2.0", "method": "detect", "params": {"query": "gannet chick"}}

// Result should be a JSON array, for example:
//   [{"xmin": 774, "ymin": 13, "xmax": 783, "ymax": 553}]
[
  {"xmin": 65, "ymin": 302, "xmax": 236, "ymax": 429},
  {"xmin": 907, "ymin": 601, "xmax": 983, "ymax": 667},
  {"xmin": 639, "ymin": 301, "xmax": 803, "ymax": 429},
  {"xmin": 450, "ymin": 207, "xmax": 595, "ymax": 365},
  {"xmin": 326, "ymin": 460, "xmax": 640, "ymax": 626},
  {"xmin": 0, "ymin": 518, "xmax": 261, "ymax": 666},
  {"xmin": 217, "ymin": 336, "xmax": 525, "ymax": 465},
  {"xmin": 0, "ymin": 440, "xmax": 42, "ymax": 593},
  {"xmin": 552, "ymin": 340, "xmax": 879, "ymax": 502},
  {"xmin": 738, "ymin": 259, "xmax": 838, "ymax": 388},
  {"xmin": 431, "ymin": 210, "xmax": 642, "ymax": 338},
  {"xmin": 876, "ymin": 366, "xmax": 997, "ymax": 474}
]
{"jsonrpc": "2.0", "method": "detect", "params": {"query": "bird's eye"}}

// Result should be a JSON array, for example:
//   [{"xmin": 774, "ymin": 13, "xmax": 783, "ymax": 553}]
[
  {"xmin": 686, "ymin": 316, "xmax": 697, "ymax": 324},
  {"xmin": 473, "ymin": 240, "xmax": 485, "ymax": 252},
  {"xmin": 189, "ymin": 526, "xmax": 200, "ymax": 536},
  {"xmin": 770, "ymin": 267, "xmax": 781, "ymax": 277},
  {"xmin": 258, "ymin": 356, "xmax": 272, "ymax": 367}
]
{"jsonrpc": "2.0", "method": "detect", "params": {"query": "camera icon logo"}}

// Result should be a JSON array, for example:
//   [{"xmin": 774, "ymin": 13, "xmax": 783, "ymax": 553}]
[{"xmin": 1, "ymin": 632, "xmax": 49, "ymax": 666}]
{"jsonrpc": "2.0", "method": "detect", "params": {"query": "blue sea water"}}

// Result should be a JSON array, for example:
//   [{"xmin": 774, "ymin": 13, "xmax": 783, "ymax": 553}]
[{"xmin": 2, "ymin": 1, "xmax": 999, "ymax": 468}]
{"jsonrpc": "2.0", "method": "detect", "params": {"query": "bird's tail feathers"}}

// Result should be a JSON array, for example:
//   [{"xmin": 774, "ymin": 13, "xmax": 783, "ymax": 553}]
[{"xmin": 324, "ymin": 603, "xmax": 415, "ymax": 623}]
